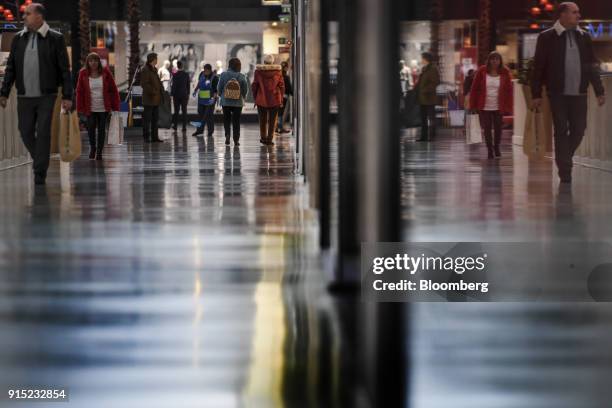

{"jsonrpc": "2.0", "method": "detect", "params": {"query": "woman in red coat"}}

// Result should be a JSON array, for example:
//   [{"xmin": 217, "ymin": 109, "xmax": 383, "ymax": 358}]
[
  {"xmin": 469, "ymin": 51, "xmax": 513, "ymax": 159},
  {"xmin": 251, "ymin": 55, "xmax": 285, "ymax": 145},
  {"xmin": 76, "ymin": 53, "xmax": 120, "ymax": 160}
]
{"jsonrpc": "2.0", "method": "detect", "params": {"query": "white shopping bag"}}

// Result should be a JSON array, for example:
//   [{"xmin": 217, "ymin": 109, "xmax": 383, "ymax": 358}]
[
  {"xmin": 449, "ymin": 109, "xmax": 465, "ymax": 127},
  {"xmin": 465, "ymin": 113, "xmax": 482, "ymax": 144},
  {"xmin": 106, "ymin": 111, "xmax": 124, "ymax": 145}
]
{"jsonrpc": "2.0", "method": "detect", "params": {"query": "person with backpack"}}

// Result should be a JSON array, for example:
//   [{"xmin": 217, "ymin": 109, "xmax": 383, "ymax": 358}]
[
  {"xmin": 217, "ymin": 58, "xmax": 249, "ymax": 146},
  {"xmin": 252, "ymin": 55, "xmax": 285, "ymax": 146},
  {"xmin": 192, "ymin": 63, "xmax": 219, "ymax": 137}
]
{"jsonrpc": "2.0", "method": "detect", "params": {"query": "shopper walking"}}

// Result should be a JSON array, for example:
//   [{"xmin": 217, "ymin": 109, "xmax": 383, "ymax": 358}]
[
  {"xmin": 192, "ymin": 63, "xmax": 219, "ymax": 137},
  {"xmin": 170, "ymin": 60, "xmax": 190, "ymax": 132},
  {"xmin": 140, "ymin": 53, "xmax": 164, "ymax": 143},
  {"xmin": 277, "ymin": 60, "xmax": 293, "ymax": 133},
  {"xmin": 0, "ymin": 3, "xmax": 72, "ymax": 185},
  {"xmin": 415, "ymin": 52, "xmax": 440, "ymax": 142},
  {"xmin": 252, "ymin": 55, "xmax": 285, "ymax": 146},
  {"xmin": 217, "ymin": 58, "xmax": 249, "ymax": 146},
  {"xmin": 76, "ymin": 52, "xmax": 120, "ymax": 160},
  {"xmin": 532, "ymin": 1, "xmax": 605, "ymax": 183},
  {"xmin": 469, "ymin": 52, "xmax": 513, "ymax": 159}
]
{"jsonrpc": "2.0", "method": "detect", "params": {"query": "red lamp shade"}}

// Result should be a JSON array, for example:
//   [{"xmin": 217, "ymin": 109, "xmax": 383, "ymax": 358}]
[
  {"xmin": 0, "ymin": 6, "xmax": 4, "ymax": 12},
  {"xmin": 20, "ymin": 5, "xmax": 26, "ymax": 12},
  {"xmin": 26, "ymin": 0, "xmax": 33, "ymax": 4},
  {"xmin": 545, "ymin": 3, "xmax": 554, "ymax": 11},
  {"xmin": 531, "ymin": 7, "xmax": 542, "ymax": 16},
  {"xmin": 530, "ymin": 23, "xmax": 539, "ymax": 29},
  {"xmin": 539, "ymin": 0, "xmax": 548, "ymax": 4},
  {"xmin": 3, "ymin": 9, "xmax": 10, "ymax": 15}
]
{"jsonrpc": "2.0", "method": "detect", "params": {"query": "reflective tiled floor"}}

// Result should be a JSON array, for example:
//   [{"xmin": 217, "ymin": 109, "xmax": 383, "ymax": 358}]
[
  {"xmin": 400, "ymin": 129, "xmax": 612, "ymax": 408},
  {"xmin": 0, "ymin": 127, "xmax": 324, "ymax": 408},
  {"xmin": 3, "ymin": 125, "xmax": 612, "ymax": 407}
]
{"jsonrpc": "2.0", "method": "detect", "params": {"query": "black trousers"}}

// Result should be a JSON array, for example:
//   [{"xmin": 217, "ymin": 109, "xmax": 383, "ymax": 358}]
[
  {"xmin": 172, "ymin": 96, "xmax": 188, "ymax": 129},
  {"xmin": 549, "ymin": 95, "xmax": 588, "ymax": 179},
  {"xmin": 16, "ymin": 95, "xmax": 56, "ymax": 178},
  {"xmin": 222, "ymin": 106, "xmax": 242, "ymax": 142},
  {"xmin": 197, "ymin": 104, "xmax": 215, "ymax": 136},
  {"xmin": 277, "ymin": 97, "xmax": 288, "ymax": 130},
  {"xmin": 478, "ymin": 110, "xmax": 502, "ymax": 149},
  {"xmin": 87, "ymin": 111, "xmax": 109, "ymax": 152},
  {"xmin": 143, "ymin": 105, "xmax": 159, "ymax": 141},
  {"xmin": 419, "ymin": 104, "xmax": 436, "ymax": 140}
]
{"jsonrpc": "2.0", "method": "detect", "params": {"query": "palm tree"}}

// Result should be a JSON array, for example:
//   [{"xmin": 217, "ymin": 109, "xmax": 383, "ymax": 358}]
[
  {"xmin": 127, "ymin": 0, "xmax": 141, "ymax": 84},
  {"xmin": 79, "ymin": 0, "xmax": 90, "ymax": 68},
  {"xmin": 477, "ymin": 0, "xmax": 492, "ymax": 65},
  {"xmin": 429, "ymin": 0, "xmax": 443, "ymax": 74}
]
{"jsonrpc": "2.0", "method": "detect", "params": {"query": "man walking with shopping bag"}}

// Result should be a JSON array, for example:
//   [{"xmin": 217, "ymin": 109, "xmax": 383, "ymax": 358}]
[
  {"xmin": 531, "ymin": 2, "xmax": 605, "ymax": 184},
  {"xmin": 0, "ymin": 3, "xmax": 73, "ymax": 185}
]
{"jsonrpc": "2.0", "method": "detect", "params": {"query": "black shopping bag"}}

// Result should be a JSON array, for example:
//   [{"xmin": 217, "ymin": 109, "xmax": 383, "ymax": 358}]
[
  {"xmin": 401, "ymin": 89, "xmax": 421, "ymax": 128},
  {"xmin": 157, "ymin": 91, "xmax": 172, "ymax": 129}
]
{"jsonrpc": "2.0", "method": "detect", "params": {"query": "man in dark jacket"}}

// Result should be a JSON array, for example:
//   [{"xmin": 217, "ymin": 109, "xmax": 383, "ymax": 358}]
[
  {"xmin": 140, "ymin": 53, "xmax": 164, "ymax": 143},
  {"xmin": 170, "ymin": 60, "xmax": 190, "ymax": 132},
  {"xmin": 277, "ymin": 61, "xmax": 293, "ymax": 133},
  {"xmin": 532, "ymin": 2, "xmax": 605, "ymax": 183},
  {"xmin": 415, "ymin": 52, "xmax": 440, "ymax": 142},
  {"xmin": 0, "ymin": 3, "xmax": 72, "ymax": 185}
]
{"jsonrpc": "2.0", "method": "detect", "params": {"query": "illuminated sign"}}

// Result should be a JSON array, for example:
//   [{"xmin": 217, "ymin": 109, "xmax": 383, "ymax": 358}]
[{"xmin": 586, "ymin": 23, "xmax": 612, "ymax": 39}]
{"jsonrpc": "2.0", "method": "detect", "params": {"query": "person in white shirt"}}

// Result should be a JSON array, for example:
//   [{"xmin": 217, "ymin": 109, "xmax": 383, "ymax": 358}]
[
  {"xmin": 469, "ymin": 52, "xmax": 514, "ymax": 159},
  {"xmin": 158, "ymin": 60, "xmax": 171, "ymax": 92}
]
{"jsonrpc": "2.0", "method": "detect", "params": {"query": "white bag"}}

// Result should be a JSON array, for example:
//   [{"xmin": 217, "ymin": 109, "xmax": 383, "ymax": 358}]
[
  {"xmin": 106, "ymin": 111, "xmax": 124, "ymax": 145},
  {"xmin": 465, "ymin": 113, "xmax": 482, "ymax": 144},
  {"xmin": 449, "ymin": 109, "xmax": 465, "ymax": 127}
]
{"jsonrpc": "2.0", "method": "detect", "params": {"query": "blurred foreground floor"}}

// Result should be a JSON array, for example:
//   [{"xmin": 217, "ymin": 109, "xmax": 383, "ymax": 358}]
[{"xmin": 2, "ymin": 125, "xmax": 612, "ymax": 407}]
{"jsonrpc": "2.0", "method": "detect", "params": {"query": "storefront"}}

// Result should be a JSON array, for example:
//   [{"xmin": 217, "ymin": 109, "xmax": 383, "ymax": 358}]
[{"xmin": 83, "ymin": 20, "xmax": 291, "ymax": 112}]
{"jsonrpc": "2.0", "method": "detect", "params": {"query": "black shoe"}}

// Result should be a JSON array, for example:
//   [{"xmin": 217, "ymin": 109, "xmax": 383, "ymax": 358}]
[
  {"xmin": 182, "ymin": 127, "xmax": 187, "ymax": 132},
  {"xmin": 234, "ymin": 141, "xmax": 240, "ymax": 146},
  {"xmin": 171, "ymin": 125, "xmax": 177, "ymax": 131},
  {"xmin": 34, "ymin": 174, "xmax": 46, "ymax": 185},
  {"xmin": 89, "ymin": 148, "xmax": 96, "ymax": 160},
  {"xmin": 260, "ymin": 139, "xmax": 267, "ymax": 145},
  {"xmin": 494, "ymin": 146, "xmax": 501, "ymax": 157},
  {"xmin": 96, "ymin": 150, "xmax": 103, "ymax": 160},
  {"xmin": 225, "ymin": 137, "xmax": 231, "ymax": 146}
]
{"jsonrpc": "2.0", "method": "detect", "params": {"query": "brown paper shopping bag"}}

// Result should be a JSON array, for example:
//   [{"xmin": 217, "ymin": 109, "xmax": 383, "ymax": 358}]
[{"xmin": 58, "ymin": 110, "xmax": 82, "ymax": 162}]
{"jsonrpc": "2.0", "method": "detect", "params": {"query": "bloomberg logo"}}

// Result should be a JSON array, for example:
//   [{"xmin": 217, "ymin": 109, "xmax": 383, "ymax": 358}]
[{"xmin": 586, "ymin": 23, "xmax": 612, "ymax": 39}]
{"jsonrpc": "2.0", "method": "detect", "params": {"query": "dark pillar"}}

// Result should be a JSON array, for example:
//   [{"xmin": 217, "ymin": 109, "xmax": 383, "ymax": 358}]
[
  {"xmin": 333, "ymin": 0, "xmax": 359, "ymax": 285},
  {"xmin": 319, "ymin": 0, "xmax": 331, "ymax": 249}
]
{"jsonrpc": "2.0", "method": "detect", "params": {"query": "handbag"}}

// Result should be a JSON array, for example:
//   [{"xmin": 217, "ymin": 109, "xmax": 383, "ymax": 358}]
[
  {"xmin": 58, "ymin": 110, "xmax": 82, "ymax": 162},
  {"xmin": 523, "ymin": 108, "xmax": 546, "ymax": 159},
  {"xmin": 106, "ymin": 111, "xmax": 124, "ymax": 145},
  {"xmin": 465, "ymin": 113, "xmax": 482, "ymax": 144}
]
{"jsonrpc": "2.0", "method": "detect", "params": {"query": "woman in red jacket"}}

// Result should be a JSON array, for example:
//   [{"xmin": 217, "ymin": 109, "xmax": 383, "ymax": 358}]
[
  {"xmin": 469, "ymin": 51, "xmax": 513, "ymax": 159},
  {"xmin": 251, "ymin": 55, "xmax": 285, "ymax": 145},
  {"xmin": 76, "ymin": 53, "xmax": 120, "ymax": 160}
]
